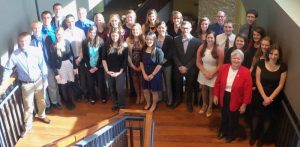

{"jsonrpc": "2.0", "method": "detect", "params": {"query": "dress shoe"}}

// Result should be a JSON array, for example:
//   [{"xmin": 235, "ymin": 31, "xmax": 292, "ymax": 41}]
[
  {"xmin": 101, "ymin": 99, "xmax": 107, "ymax": 103},
  {"xmin": 37, "ymin": 117, "xmax": 51, "ymax": 124},
  {"xmin": 20, "ymin": 129, "xmax": 30, "ymax": 138},
  {"xmin": 112, "ymin": 105, "xmax": 119, "ymax": 112},
  {"xmin": 217, "ymin": 132, "xmax": 225, "ymax": 139},
  {"xmin": 90, "ymin": 99, "xmax": 96, "ymax": 105},
  {"xmin": 187, "ymin": 106, "xmax": 193, "ymax": 112},
  {"xmin": 45, "ymin": 107, "xmax": 51, "ymax": 114},
  {"xmin": 206, "ymin": 107, "xmax": 212, "ymax": 117},
  {"xmin": 249, "ymin": 136, "xmax": 256, "ymax": 146},
  {"xmin": 256, "ymin": 140, "xmax": 263, "ymax": 147},
  {"xmin": 226, "ymin": 137, "xmax": 233, "ymax": 143},
  {"xmin": 52, "ymin": 103, "xmax": 62, "ymax": 110},
  {"xmin": 199, "ymin": 104, "xmax": 208, "ymax": 114},
  {"xmin": 171, "ymin": 101, "xmax": 180, "ymax": 109}
]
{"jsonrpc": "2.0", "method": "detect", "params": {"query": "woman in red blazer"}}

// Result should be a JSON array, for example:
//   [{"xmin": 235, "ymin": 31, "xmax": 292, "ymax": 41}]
[{"xmin": 213, "ymin": 49, "xmax": 252, "ymax": 143}]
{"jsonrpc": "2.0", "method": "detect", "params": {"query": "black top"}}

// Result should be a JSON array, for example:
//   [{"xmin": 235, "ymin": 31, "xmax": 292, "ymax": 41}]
[
  {"xmin": 82, "ymin": 39, "xmax": 104, "ymax": 69},
  {"xmin": 257, "ymin": 60, "xmax": 287, "ymax": 94},
  {"xmin": 224, "ymin": 47, "xmax": 235, "ymax": 64},
  {"xmin": 242, "ymin": 46, "xmax": 258, "ymax": 68},
  {"xmin": 122, "ymin": 24, "xmax": 131, "ymax": 40},
  {"xmin": 160, "ymin": 35, "xmax": 174, "ymax": 66},
  {"xmin": 50, "ymin": 40, "xmax": 76, "ymax": 75},
  {"xmin": 102, "ymin": 44, "xmax": 128, "ymax": 72},
  {"xmin": 167, "ymin": 22, "xmax": 182, "ymax": 38}
]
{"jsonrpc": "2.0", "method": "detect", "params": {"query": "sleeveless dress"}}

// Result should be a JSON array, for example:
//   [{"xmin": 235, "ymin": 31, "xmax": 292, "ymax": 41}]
[
  {"xmin": 197, "ymin": 49, "xmax": 218, "ymax": 87},
  {"xmin": 142, "ymin": 52, "xmax": 162, "ymax": 91},
  {"xmin": 130, "ymin": 47, "xmax": 142, "ymax": 76}
]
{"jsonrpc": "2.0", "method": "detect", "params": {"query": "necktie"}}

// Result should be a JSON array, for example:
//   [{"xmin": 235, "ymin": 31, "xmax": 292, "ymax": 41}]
[
  {"xmin": 225, "ymin": 36, "xmax": 229, "ymax": 52},
  {"xmin": 248, "ymin": 25, "xmax": 252, "ymax": 40},
  {"xmin": 57, "ymin": 19, "xmax": 60, "ymax": 27}
]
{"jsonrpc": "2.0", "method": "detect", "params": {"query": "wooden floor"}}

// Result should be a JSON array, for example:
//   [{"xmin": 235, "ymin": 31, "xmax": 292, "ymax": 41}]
[{"xmin": 15, "ymin": 97, "xmax": 274, "ymax": 147}]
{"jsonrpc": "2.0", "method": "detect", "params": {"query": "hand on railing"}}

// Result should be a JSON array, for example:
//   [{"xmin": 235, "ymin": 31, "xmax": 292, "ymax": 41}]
[{"xmin": 0, "ymin": 77, "xmax": 16, "ymax": 97}]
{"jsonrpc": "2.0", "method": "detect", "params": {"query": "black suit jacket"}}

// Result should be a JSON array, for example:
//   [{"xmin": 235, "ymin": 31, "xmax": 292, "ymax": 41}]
[
  {"xmin": 173, "ymin": 35, "xmax": 201, "ymax": 70},
  {"xmin": 51, "ymin": 16, "xmax": 67, "ymax": 30}
]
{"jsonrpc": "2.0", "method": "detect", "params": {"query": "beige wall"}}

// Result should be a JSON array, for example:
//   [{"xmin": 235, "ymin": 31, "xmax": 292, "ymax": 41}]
[{"xmin": 242, "ymin": 0, "xmax": 300, "ymax": 120}]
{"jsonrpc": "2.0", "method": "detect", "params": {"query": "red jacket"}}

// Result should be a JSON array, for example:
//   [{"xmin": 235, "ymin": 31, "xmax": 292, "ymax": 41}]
[{"xmin": 214, "ymin": 64, "xmax": 252, "ymax": 112}]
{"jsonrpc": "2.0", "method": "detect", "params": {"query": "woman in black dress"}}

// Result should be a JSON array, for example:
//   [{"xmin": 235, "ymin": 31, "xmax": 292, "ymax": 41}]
[
  {"xmin": 250, "ymin": 45, "xmax": 287, "ymax": 147},
  {"xmin": 223, "ymin": 34, "xmax": 247, "ymax": 64}
]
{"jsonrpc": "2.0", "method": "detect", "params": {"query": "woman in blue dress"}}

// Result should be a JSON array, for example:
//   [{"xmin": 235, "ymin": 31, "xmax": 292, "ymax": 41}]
[{"xmin": 140, "ymin": 32, "xmax": 164, "ymax": 111}]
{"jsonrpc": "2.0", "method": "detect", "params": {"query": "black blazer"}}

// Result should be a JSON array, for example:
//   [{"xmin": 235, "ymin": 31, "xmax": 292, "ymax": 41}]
[
  {"xmin": 51, "ymin": 16, "xmax": 67, "ymax": 30},
  {"xmin": 82, "ymin": 39, "xmax": 104, "ymax": 70},
  {"xmin": 50, "ymin": 40, "xmax": 76, "ymax": 75},
  {"xmin": 173, "ymin": 35, "xmax": 201, "ymax": 70},
  {"xmin": 161, "ymin": 35, "xmax": 174, "ymax": 66}
]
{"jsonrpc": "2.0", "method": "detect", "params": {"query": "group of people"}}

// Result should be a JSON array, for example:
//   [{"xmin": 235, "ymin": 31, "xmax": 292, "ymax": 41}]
[{"xmin": 0, "ymin": 3, "xmax": 287, "ymax": 146}]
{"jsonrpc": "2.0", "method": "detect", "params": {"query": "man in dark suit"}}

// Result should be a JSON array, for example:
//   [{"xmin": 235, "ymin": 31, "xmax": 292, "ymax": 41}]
[
  {"xmin": 51, "ymin": 3, "xmax": 67, "ymax": 29},
  {"xmin": 172, "ymin": 21, "xmax": 201, "ymax": 112}
]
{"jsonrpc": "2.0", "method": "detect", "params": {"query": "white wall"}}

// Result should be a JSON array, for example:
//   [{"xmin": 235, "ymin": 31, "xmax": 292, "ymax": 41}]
[{"xmin": 0, "ymin": 0, "xmax": 103, "ymax": 67}]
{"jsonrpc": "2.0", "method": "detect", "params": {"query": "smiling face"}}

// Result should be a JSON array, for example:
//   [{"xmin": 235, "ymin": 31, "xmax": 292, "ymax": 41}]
[
  {"xmin": 131, "ymin": 25, "xmax": 141, "ymax": 37},
  {"xmin": 216, "ymin": 11, "xmax": 226, "ymax": 25},
  {"xmin": 88, "ymin": 29, "xmax": 96, "ymax": 39},
  {"xmin": 18, "ymin": 35, "xmax": 31, "ymax": 49},
  {"xmin": 268, "ymin": 49, "xmax": 280, "ymax": 63},
  {"xmin": 94, "ymin": 14, "xmax": 105, "ymax": 25},
  {"xmin": 224, "ymin": 22, "xmax": 233, "ymax": 36},
  {"xmin": 148, "ymin": 13, "xmax": 157, "ymax": 24},
  {"xmin": 110, "ymin": 15, "xmax": 120, "ymax": 28},
  {"xmin": 31, "ymin": 22, "xmax": 42, "ymax": 36},
  {"xmin": 111, "ymin": 32, "xmax": 120, "ymax": 43},
  {"xmin": 157, "ymin": 23, "xmax": 167, "ymax": 36},
  {"xmin": 53, "ymin": 5, "xmax": 62, "ymax": 17},
  {"xmin": 206, "ymin": 33, "xmax": 215, "ymax": 45},
  {"xmin": 260, "ymin": 39, "xmax": 271, "ymax": 53},
  {"xmin": 66, "ymin": 16, "xmax": 75, "ymax": 29},
  {"xmin": 126, "ymin": 12, "xmax": 136, "ymax": 25},
  {"xmin": 235, "ymin": 36, "xmax": 245, "ymax": 49},
  {"xmin": 247, "ymin": 13, "xmax": 256, "ymax": 25},
  {"xmin": 253, "ymin": 31, "xmax": 262, "ymax": 43},
  {"xmin": 231, "ymin": 53, "xmax": 242, "ymax": 69},
  {"xmin": 42, "ymin": 13, "xmax": 52, "ymax": 26},
  {"xmin": 201, "ymin": 20, "xmax": 209, "ymax": 32},
  {"xmin": 145, "ymin": 35, "xmax": 155, "ymax": 47},
  {"xmin": 181, "ymin": 22, "xmax": 192, "ymax": 36}
]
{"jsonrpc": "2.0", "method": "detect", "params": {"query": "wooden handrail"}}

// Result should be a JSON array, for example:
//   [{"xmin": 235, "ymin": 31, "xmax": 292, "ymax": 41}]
[
  {"xmin": 45, "ymin": 109, "xmax": 153, "ymax": 147},
  {"xmin": 0, "ymin": 77, "xmax": 16, "ymax": 96}
]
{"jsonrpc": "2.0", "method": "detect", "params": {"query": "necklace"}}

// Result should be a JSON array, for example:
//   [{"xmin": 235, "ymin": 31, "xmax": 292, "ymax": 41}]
[{"xmin": 265, "ymin": 61, "xmax": 279, "ymax": 72}]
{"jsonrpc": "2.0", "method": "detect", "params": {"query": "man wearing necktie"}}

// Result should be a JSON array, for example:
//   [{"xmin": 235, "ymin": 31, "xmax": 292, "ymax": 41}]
[
  {"xmin": 173, "ymin": 21, "xmax": 201, "ymax": 112},
  {"xmin": 216, "ymin": 21, "xmax": 236, "ymax": 54},
  {"xmin": 41, "ymin": 11, "xmax": 63, "ymax": 113},
  {"xmin": 238, "ymin": 8, "xmax": 258, "ymax": 44},
  {"xmin": 0, "ymin": 32, "xmax": 51, "ymax": 137},
  {"xmin": 51, "ymin": 3, "xmax": 67, "ymax": 29}
]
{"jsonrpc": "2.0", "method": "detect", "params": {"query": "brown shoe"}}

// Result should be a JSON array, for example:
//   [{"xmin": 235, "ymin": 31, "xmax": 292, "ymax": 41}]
[{"xmin": 37, "ymin": 117, "xmax": 51, "ymax": 124}]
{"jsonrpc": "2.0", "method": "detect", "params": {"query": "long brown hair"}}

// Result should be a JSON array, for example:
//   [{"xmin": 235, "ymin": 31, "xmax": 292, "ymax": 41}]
[
  {"xmin": 87, "ymin": 26, "xmax": 103, "ymax": 48},
  {"xmin": 108, "ymin": 30, "xmax": 125, "ymax": 55},
  {"xmin": 127, "ymin": 23, "xmax": 145, "ymax": 50},
  {"xmin": 200, "ymin": 30, "xmax": 218, "ymax": 59},
  {"xmin": 253, "ymin": 36, "xmax": 272, "ymax": 63}
]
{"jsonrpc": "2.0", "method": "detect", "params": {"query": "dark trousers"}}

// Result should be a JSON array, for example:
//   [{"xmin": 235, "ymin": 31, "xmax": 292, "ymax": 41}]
[
  {"xmin": 78, "ymin": 63, "xmax": 88, "ymax": 98},
  {"xmin": 86, "ymin": 67, "xmax": 107, "ymax": 101},
  {"xmin": 59, "ymin": 83, "xmax": 73, "ymax": 105},
  {"xmin": 173, "ymin": 67, "xmax": 196, "ymax": 108},
  {"xmin": 107, "ymin": 72, "xmax": 126, "ymax": 108},
  {"xmin": 220, "ymin": 91, "xmax": 239, "ymax": 138}
]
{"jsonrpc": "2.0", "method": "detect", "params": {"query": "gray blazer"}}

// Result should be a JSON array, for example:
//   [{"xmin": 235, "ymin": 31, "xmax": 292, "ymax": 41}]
[{"xmin": 173, "ymin": 35, "xmax": 201, "ymax": 70}]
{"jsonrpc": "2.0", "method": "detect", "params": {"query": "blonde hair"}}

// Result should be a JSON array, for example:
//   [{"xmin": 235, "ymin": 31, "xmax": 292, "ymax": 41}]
[
  {"xmin": 109, "ymin": 14, "xmax": 124, "ymax": 34},
  {"xmin": 127, "ymin": 23, "xmax": 145, "ymax": 50},
  {"xmin": 55, "ymin": 27, "xmax": 65, "ymax": 57}
]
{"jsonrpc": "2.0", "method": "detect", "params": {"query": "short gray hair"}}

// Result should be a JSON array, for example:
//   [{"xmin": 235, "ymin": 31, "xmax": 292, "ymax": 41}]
[{"xmin": 231, "ymin": 49, "xmax": 244, "ymax": 61}]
